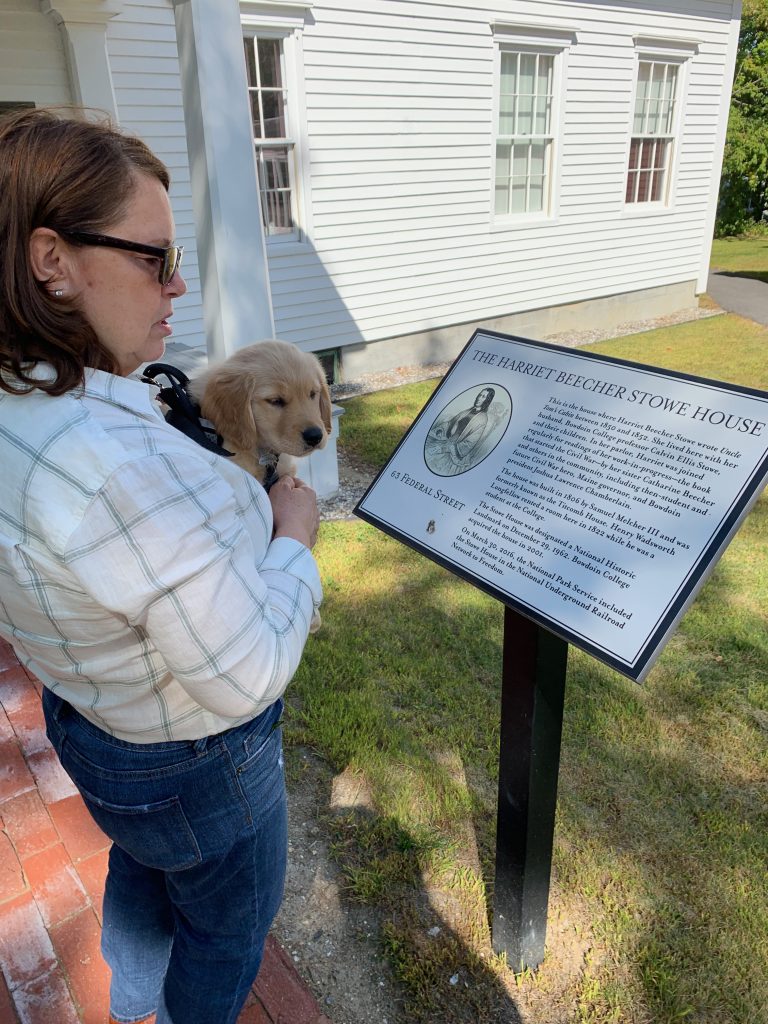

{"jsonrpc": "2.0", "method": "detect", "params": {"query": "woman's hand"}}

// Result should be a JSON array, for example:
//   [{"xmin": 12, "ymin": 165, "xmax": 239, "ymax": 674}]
[{"xmin": 269, "ymin": 475, "xmax": 320, "ymax": 549}]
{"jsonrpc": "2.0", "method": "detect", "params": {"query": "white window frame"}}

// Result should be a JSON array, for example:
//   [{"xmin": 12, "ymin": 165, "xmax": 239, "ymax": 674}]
[
  {"xmin": 490, "ymin": 23, "xmax": 576, "ymax": 228},
  {"xmin": 623, "ymin": 35, "xmax": 698, "ymax": 217},
  {"xmin": 240, "ymin": 1, "xmax": 313, "ymax": 248}
]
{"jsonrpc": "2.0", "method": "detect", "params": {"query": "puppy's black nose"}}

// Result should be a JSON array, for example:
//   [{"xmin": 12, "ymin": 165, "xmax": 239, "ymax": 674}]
[{"xmin": 303, "ymin": 426, "xmax": 324, "ymax": 448}]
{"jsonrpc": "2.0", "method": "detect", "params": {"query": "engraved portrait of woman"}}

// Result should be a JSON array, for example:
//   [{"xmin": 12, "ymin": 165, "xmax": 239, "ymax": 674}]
[{"xmin": 425, "ymin": 384, "xmax": 512, "ymax": 477}]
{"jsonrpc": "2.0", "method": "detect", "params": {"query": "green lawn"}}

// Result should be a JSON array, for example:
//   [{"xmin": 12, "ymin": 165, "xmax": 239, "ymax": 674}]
[
  {"xmin": 287, "ymin": 314, "xmax": 768, "ymax": 1023},
  {"xmin": 710, "ymin": 235, "xmax": 768, "ymax": 283}
]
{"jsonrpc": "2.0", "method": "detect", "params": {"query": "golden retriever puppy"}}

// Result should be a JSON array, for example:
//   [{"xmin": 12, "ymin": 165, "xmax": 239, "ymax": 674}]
[{"xmin": 191, "ymin": 340, "xmax": 332, "ymax": 487}]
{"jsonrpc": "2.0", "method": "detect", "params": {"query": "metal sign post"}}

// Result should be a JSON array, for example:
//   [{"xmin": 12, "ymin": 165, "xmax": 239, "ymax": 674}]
[{"xmin": 492, "ymin": 609, "xmax": 568, "ymax": 969}]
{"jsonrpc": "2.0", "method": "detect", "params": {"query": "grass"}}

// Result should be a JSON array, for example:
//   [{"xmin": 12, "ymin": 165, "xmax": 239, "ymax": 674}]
[
  {"xmin": 710, "ymin": 234, "xmax": 768, "ymax": 283},
  {"xmin": 285, "ymin": 311, "xmax": 768, "ymax": 1023}
]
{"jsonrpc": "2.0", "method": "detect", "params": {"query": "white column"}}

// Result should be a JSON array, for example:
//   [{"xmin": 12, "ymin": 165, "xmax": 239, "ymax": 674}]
[
  {"xmin": 40, "ymin": 0, "xmax": 122, "ymax": 120},
  {"xmin": 172, "ymin": 0, "xmax": 275, "ymax": 361}
]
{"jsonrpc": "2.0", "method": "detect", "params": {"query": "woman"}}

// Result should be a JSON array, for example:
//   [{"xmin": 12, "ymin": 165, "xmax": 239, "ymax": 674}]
[
  {"xmin": 425, "ymin": 387, "xmax": 496, "ymax": 476},
  {"xmin": 0, "ymin": 108, "xmax": 321, "ymax": 1024}
]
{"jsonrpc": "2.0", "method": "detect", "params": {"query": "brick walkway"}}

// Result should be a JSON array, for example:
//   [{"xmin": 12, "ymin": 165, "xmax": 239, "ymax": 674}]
[{"xmin": 0, "ymin": 640, "xmax": 330, "ymax": 1024}]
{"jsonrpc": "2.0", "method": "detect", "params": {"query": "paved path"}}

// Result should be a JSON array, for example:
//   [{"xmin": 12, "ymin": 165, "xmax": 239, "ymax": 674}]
[
  {"xmin": 707, "ymin": 269, "xmax": 768, "ymax": 325},
  {"xmin": 0, "ymin": 641, "xmax": 330, "ymax": 1024}
]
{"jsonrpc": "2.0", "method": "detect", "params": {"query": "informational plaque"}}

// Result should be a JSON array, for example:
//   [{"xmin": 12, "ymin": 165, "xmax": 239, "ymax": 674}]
[{"xmin": 355, "ymin": 330, "xmax": 768, "ymax": 681}]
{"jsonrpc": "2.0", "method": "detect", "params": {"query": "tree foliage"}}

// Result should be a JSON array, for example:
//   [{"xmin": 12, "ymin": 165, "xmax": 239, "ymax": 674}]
[{"xmin": 716, "ymin": 0, "xmax": 768, "ymax": 235}]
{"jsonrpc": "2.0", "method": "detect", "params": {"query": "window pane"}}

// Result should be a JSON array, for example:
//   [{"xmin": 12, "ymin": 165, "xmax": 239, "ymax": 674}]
[
  {"xmin": 495, "ymin": 183, "xmax": 510, "ymax": 215},
  {"xmin": 663, "ymin": 99, "xmax": 676, "ymax": 134},
  {"xmin": 512, "ymin": 144, "xmax": 528, "ymax": 178},
  {"xmin": 635, "ymin": 63, "xmax": 651, "ymax": 132},
  {"xmin": 262, "ymin": 91, "xmax": 286, "ymax": 137},
  {"xmin": 495, "ymin": 141, "xmax": 512, "ymax": 178},
  {"xmin": 537, "ymin": 56, "xmax": 553, "ymax": 96},
  {"xmin": 636, "ymin": 63, "xmax": 651, "ymax": 102},
  {"xmin": 517, "ymin": 94, "xmax": 534, "ymax": 135},
  {"xmin": 519, "ymin": 53, "xmax": 536, "ymax": 94},
  {"xmin": 261, "ymin": 146, "xmax": 289, "ymax": 189},
  {"xmin": 535, "ymin": 96, "xmax": 550, "ymax": 135},
  {"xmin": 263, "ymin": 190, "xmax": 292, "ymax": 234},
  {"xmin": 651, "ymin": 63, "xmax": 665, "ymax": 100},
  {"xmin": 249, "ymin": 91, "xmax": 262, "ymax": 137},
  {"xmin": 511, "ymin": 178, "xmax": 527, "ymax": 213},
  {"xmin": 258, "ymin": 146, "xmax": 294, "ymax": 234},
  {"xmin": 499, "ymin": 94, "xmax": 516, "ymax": 136},
  {"xmin": 628, "ymin": 138, "xmax": 640, "ymax": 171},
  {"xmin": 529, "ymin": 178, "xmax": 544, "ymax": 212},
  {"xmin": 500, "ymin": 52, "xmax": 518, "ymax": 95},
  {"xmin": 258, "ymin": 38, "xmax": 282, "ymax": 89},
  {"xmin": 529, "ymin": 142, "xmax": 547, "ymax": 178},
  {"xmin": 243, "ymin": 39, "xmax": 257, "ymax": 87},
  {"xmin": 647, "ymin": 98, "xmax": 659, "ymax": 134}
]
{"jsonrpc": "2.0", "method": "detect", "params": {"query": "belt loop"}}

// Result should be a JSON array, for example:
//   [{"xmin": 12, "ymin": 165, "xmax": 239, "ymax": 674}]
[{"xmin": 193, "ymin": 737, "xmax": 209, "ymax": 755}]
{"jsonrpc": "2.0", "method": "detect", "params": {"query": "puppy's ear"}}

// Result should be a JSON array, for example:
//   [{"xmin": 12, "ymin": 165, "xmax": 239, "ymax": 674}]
[
  {"xmin": 198, "ymin": 368, "xmax": 260, "ymax": 453},
  {"xmin": 318, "ymin": 375, "xmax": 333, "ymax": 434}
]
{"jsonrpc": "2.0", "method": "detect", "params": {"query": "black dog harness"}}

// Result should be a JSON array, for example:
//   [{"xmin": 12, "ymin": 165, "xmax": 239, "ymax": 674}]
[{"xmin": 141, "ymin": 363, "xmax": 281, "ymax": 491}]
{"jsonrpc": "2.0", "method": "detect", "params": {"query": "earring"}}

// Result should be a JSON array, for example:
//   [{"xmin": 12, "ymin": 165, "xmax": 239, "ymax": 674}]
[{"xmin": 53, "ymin": 289, "xmax": 64, "ymax": 298}]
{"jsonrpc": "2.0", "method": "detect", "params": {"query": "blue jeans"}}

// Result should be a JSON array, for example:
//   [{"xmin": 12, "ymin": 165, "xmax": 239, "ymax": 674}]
[{"xmin": 43, "ymin": 689, "xmax": 288, "ymax": 1024}]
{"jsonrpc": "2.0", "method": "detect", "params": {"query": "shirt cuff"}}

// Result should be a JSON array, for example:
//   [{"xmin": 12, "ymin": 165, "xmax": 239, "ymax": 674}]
[{"xmin": 261, "ymin": 536, "xmax": 323, "ymax": 607}]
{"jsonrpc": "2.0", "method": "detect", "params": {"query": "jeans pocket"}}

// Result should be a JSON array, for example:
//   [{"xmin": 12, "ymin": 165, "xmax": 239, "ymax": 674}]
[
  {"xmin": 234, "ymin": 725, "xmax": 285, "ymax": 825},
  {"xmin": 76, "ymin": 783, "xmax": 202, "ymax": 871}
]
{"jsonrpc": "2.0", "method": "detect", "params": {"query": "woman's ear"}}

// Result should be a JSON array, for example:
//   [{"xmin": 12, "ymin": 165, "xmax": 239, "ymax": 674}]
[{"xmin": 29, "ymin": 228, "xmax": 71, "ymax": 289}]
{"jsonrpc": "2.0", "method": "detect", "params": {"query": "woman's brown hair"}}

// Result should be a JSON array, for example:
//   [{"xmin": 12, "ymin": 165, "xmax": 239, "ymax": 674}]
[{"xmin": 0, "ymin": 108, "xmax": 171, "ymax": 395}]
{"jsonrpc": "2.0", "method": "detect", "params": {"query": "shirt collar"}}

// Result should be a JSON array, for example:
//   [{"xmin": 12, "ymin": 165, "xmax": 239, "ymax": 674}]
[{"xmin": 81, "ymin": 368, "xmax": 166, "ymax": 423}]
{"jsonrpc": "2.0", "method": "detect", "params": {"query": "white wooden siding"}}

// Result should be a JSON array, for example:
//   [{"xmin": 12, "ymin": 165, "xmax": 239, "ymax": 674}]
[
  {"xmin": 107, "ymin": 0, "xmax": 204, "ymax": 351},
  {"xmin": 0, "ymin": 0, "xmax": 71, "ymax": 107},
  {"xmin": 265, "ymin": 0, "xmax": 736, "ymax": 350}
]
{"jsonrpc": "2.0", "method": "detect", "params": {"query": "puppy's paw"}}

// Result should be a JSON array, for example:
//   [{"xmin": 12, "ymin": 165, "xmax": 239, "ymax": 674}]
[{"xmin": 276, "ymin": 453, "xmax": 298, "ymax": 478}]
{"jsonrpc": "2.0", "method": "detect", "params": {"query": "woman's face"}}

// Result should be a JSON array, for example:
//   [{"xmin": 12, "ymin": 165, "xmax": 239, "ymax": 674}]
[
  {"xmin": 474, "ymin": 389, "xmax": 490, "ymax": 409},
  {"xmin": 68, "ymin": 173, "xmax": 186, "ymax": 376}
]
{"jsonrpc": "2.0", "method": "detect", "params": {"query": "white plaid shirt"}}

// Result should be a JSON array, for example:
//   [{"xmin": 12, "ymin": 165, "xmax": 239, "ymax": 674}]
[{"xmin": 0, "ymin": 366, "xmax": 322, "ymax": 742}]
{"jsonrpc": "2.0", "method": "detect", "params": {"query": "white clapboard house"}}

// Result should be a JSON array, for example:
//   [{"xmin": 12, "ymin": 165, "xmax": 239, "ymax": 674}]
[{"xmin": 1, "ymin": 0, "xmax": 741, "ymax": 493}]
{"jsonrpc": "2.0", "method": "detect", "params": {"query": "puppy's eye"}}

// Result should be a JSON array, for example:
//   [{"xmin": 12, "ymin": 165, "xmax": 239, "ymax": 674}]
[
  {"xmin": 310, "ymin": 390, "xmax": 318, "ymax": 399},
  {"xmin": 267, "ymin": 397, "xmax": 286, "ymax": 407}
]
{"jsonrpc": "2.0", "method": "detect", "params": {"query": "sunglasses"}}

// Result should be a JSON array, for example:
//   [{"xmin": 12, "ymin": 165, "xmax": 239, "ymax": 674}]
[{"xmin": 55, "ymin": 229, "xmax": 183, "ymax": 286}]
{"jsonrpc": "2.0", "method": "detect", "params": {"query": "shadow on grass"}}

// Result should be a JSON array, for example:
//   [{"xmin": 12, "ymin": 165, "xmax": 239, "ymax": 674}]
[
  {"xmin": 324, "ymin": 804, "xmax": 524, "ymax": 1024},
  {"xmin": 711, "ymin": 269, "xmax": 768, "ymax": 285}
]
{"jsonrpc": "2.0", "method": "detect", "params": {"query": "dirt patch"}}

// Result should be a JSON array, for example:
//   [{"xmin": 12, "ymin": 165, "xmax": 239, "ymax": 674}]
[
  {"xmin": 274, "ymin": 748, "xmax": 403, "ymax": 1024},
  {"xmin": 276, "ymin": 747, "xmax": 599, "ymax": 1024}
]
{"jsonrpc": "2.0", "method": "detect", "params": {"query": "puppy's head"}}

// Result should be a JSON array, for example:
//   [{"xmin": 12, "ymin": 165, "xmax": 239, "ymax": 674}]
[{"xmin": 193, "ymin": 340, "xmax": 332, "ymax": 457}]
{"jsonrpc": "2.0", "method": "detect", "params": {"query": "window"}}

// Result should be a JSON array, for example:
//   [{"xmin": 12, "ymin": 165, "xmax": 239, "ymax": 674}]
[
  {"xmin": 495, "ymin": 50, "xmax": 555, "ymax": 216},
  {"xmin": 625, "ymin": 60, "xmax": 680, "ymax": 205},
  {"xmin": 243, "ymin": 33, "xmax": 298, "ymax": 237},
  {"xmin": 491, "ymin": 23, "xmax": 576, "ymax": 222}
]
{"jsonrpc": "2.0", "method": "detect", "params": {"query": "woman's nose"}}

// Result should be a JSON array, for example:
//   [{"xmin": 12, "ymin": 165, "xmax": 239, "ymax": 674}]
[{"xmin": 165, "ymin": 269, "xmax": 187, "ymax": 298}]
